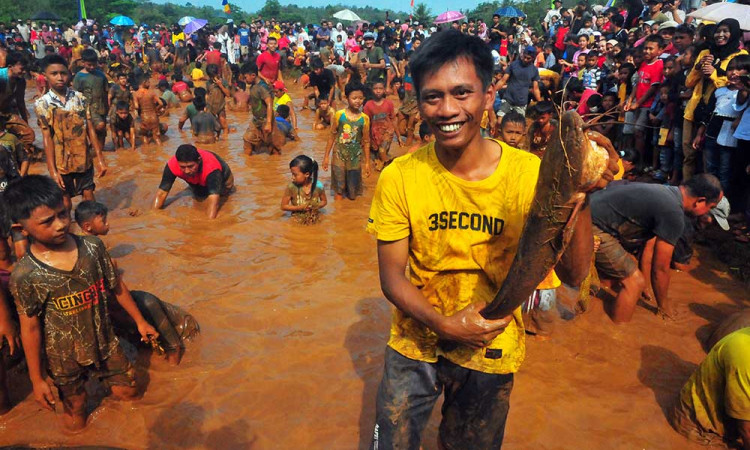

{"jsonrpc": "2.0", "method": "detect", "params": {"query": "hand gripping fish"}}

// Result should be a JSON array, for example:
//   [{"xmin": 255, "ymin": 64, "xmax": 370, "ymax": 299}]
[{"xmin": 481, "ymin": 111, "xmax": 618, "ymax": 320}]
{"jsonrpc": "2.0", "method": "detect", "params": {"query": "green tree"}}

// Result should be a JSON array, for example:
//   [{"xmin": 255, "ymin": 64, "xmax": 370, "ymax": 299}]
[
  {"xmin": 259, "ymin": 0, "xmax": 281, "ymax": 19},
  {"xmin": 412, "ymin": 3, "xmax": 432, "ymax": 25}
]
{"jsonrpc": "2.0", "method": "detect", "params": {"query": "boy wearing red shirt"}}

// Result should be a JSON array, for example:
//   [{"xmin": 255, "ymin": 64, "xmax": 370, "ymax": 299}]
[{"xmin": 626, "ymin": 35, "xmax": 665, "ymax": 163}]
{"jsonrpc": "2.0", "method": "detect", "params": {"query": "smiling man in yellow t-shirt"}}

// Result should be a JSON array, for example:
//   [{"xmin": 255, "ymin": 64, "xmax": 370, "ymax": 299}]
[{"xmin": 367, "ymin": 30, "xmax": 601, "ymax": 449}]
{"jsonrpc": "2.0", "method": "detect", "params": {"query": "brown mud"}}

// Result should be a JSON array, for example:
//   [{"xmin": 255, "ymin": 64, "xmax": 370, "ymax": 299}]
[{"xmin": 0, "ymin": 84, "xmax": 747, "ymax": 449}]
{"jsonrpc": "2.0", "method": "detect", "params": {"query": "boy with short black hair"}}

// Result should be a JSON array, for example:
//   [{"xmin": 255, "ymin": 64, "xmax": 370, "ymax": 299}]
[
  {"xmin": 73, "ymin": 49, "xmax": 109, "ymax": 149},
  {"xmin": 314, "ymin": 97, "xmax": 334, "ymax": 130},
  {"xmin": 205, "ymin": 64, "xmax": 231, "ymax": 137},
  {"xmin": 191, "ymin": 97, "xmax": 221, "ymax": 144},
  {"xmin": 626, "ymin": 34, "xmax": 665, "ymax": 165},
  {"xmin": 7, "ymin": 175, "xmax": 158, "ymax": 431},
  {"xmin": 108, "ymin": 71, "xmax": 133, "ymax": 147},
  {"xmin": 158, "ymin": 79, "xmax": 180, "ymax": 108},
  {"xmin": 112, "ymin": 101, "xmax": 136, "ymax": 150},
  {"xmin": 35, "ymin": 54, "xmax": 107, "ymax": 211},
  {"xmin": 581, "ymin": 51, "xmax": 602, "ymax": 91},
  {"xmin": 364, "ymin": 80, "xmax": 401, "ymax": 171},
  {"xmin": 241, "ymin": 63, "xmax": 274, "ymax": 155},
  {"xmin": 272, "ymin": 104, "xmax": 296, "ymax": 152},
  {"xmin": 74, "ymin": 200, "xmax": 109, "ymax": 236},
  {"xmin": 499, "ymin": 111, "xmax": 527, "ymax": 148}
]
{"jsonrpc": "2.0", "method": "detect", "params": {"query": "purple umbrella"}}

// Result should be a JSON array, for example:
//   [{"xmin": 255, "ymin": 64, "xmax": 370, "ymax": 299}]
[
  {"xmin": 183, "ymin": 18, "xmax": 208, "ymax": 35},
  {"xmin": 434, "ymin": 11, "xmax": 466, "ymax": 24}
]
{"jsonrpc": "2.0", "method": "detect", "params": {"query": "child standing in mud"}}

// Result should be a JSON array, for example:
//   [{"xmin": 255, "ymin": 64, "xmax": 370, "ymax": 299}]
[
  {"xmin": 35, "ymin": 54, "xmax": 107, "ymax": 212},
  {"xmin": 134, "ymin": 76, "xmax": 166, "ymax": 145},
  {"xmin": 205, "ymin": 64, "xmax": 231, "ymax": 138},
  {"xmin": 322, "ymin": 82, "xmax": 370, "ymax": 200},
  {"xmin": 242, "ymin": 63, "xmax": 274, "ymax": 156},
  {"xmin": 364, "ymin": 80, "xmax": 401, "ymax": 171},
  {"xmin": 73, "ymin": 49, "xmax": 109, "ymax": 150},
  {"xmin": 108, "ymin": 72, "xmax": 134, "ymax": 148},
  {"xmin": 281, "ymin": 155, "xmax": 327, "ymax": 222},
  {"xmin": 6, "ymin": 176, "xmax": 159, "ymax": 431}
]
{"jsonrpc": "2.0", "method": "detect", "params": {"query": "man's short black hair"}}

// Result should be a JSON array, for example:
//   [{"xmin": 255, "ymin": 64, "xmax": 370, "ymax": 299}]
[
  {"xmin": 176, "ymin": 144, "xmax": 201, "ymax": 162},
  {"xmin": 675, "ymin": 24, "xmax": 695, "ymax": 36},
  {"xmin": 409, "ymin": 30, "xmax": 493, "ymax": 100},
  {"xmin": 81, "ymin": 48, "xmax": 98, "ymax": 63},
  {"xmin": 74, "ymin": 200, "xmax": 108, "ymax": 226},
  {"xmin": 3, "ymin": 175, "xmax": 64, "ymax": 223},
  {"xmin": 240, "ymin": 62, "xmax": 258, "ymax": 75},
  {"xmin": 40, "ymin": 54, "xmax": 68, "ymax": 72},
  {"xmin": 682, "ymin": 174, "xmax": 722, "ymax": 204},
  {"xmin": 311, "ymin": 58, "xmax": 324, "ymax": 69},
  {"xmin": 611, "ymin": 15, "xmax": 624, "ymax": 28},
  {"xmin": 6, "ymin": 51, "xmax": 27, "ymax": 68}
]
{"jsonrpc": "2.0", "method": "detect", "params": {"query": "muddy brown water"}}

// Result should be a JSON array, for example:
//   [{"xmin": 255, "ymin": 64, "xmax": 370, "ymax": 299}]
[{"xmin": 0, "ymin": 85, "xmax": 748, "ymax": 449}]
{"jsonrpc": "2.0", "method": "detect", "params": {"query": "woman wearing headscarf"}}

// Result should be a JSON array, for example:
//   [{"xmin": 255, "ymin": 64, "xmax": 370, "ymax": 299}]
[
  {"xmin": 478, "ymin": 21, "xmax": 488, "ymax": 42},
  {"xmin": 682, "ymin": 18, "xmax": 746, "ymax": 182}
]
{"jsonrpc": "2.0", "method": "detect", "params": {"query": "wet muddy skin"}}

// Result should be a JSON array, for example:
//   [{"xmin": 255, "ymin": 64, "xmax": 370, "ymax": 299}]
[{"xmin": 0, "ymin": 85, "xmax": 747, "ymax": 449}]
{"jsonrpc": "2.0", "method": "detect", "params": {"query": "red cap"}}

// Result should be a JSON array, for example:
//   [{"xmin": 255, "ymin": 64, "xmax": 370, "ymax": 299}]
[{"xmin": 272, "ymin": 80, "xmax": 286, "ymax": 91}]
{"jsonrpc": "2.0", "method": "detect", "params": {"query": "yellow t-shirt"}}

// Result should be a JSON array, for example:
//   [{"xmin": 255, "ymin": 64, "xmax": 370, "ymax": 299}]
[
  {"xmin": 274, "ymin": 93, "xmax": 292, "ymax": 110},
  {"xmin": 367, "ymin": 140, "xmax": 540, "ymax": 374},
  {"xmin": 191, "ymin": 68, "xmax": 206, "ymax": 88},
  {"xmin": 537, "ymin": 270, "xmax": 561, "ymax": 290},
  {"xmin": 674, "ymin": 328, "xmax": 750, "ymax": 441},
  {"xmin": 72, "ymin": 44, "xmax": 85, "ymax": 60}
]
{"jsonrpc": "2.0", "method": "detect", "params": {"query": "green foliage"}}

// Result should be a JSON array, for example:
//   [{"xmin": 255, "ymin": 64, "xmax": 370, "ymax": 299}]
[{"xmin": 412, "ymin": 3, "xmax": 433, "ymax": 25}]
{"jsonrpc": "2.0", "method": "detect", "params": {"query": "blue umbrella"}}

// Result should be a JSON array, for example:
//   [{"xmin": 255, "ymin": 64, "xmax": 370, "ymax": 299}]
[
  {"xmin": 110, "ymin": 15, "xmax": 135, "ymax": 26},
  {"xmin": 494, "ymin": 6, "xmax": 526, "ymax": 18}
]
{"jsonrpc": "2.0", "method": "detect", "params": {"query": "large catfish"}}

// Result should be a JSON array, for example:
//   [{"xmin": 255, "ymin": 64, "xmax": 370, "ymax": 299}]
[{"xmin": 481, "ymin": 110, "xmax": 613, "ymax": 320}]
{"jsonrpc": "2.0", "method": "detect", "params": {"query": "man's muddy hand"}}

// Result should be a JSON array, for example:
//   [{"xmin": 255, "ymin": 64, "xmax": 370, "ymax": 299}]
[{"xmin": 437, "ymin": 301, "xmax": 512, "ymax": 348}]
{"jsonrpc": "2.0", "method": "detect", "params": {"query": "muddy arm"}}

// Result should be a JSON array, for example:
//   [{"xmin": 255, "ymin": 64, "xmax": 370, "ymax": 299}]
[
  {"xmin": 652, "ymin": 238, "xmax": 675, "ymax": 314},
  {"xmin": 556, "ymin": 204, "xmax": 593, "ymax": 287}
]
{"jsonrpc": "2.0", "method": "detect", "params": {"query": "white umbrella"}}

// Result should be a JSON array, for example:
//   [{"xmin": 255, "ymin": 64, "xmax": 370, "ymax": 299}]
[
  {"xmin": 688, "ymin": 3, "xmax": 750, "ymax": 31},
  {"xmin": 178, "ymin": 16, "xmax": 197, "ymax": 27},
  {"xmin": 333, "ymin": 9, "xmax": 362, "ymax": 22}
]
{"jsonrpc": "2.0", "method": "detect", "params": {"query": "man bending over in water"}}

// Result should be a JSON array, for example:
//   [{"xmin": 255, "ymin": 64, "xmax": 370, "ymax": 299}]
[{"xmin": 153, "ymin": 144, "xmax": 234, "ymax": 219}]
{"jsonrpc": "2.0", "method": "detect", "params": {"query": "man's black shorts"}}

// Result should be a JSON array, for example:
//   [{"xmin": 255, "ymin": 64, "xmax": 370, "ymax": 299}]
[{"xmin": 61, "ymin": 166, "xmax": 95, "ymax": 198}]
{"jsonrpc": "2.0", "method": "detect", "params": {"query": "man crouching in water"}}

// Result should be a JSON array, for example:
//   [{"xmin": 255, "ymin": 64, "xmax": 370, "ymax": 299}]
[{"xmin": 153, "ymin": 144, "xmax": 234, "ymax": 219}]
